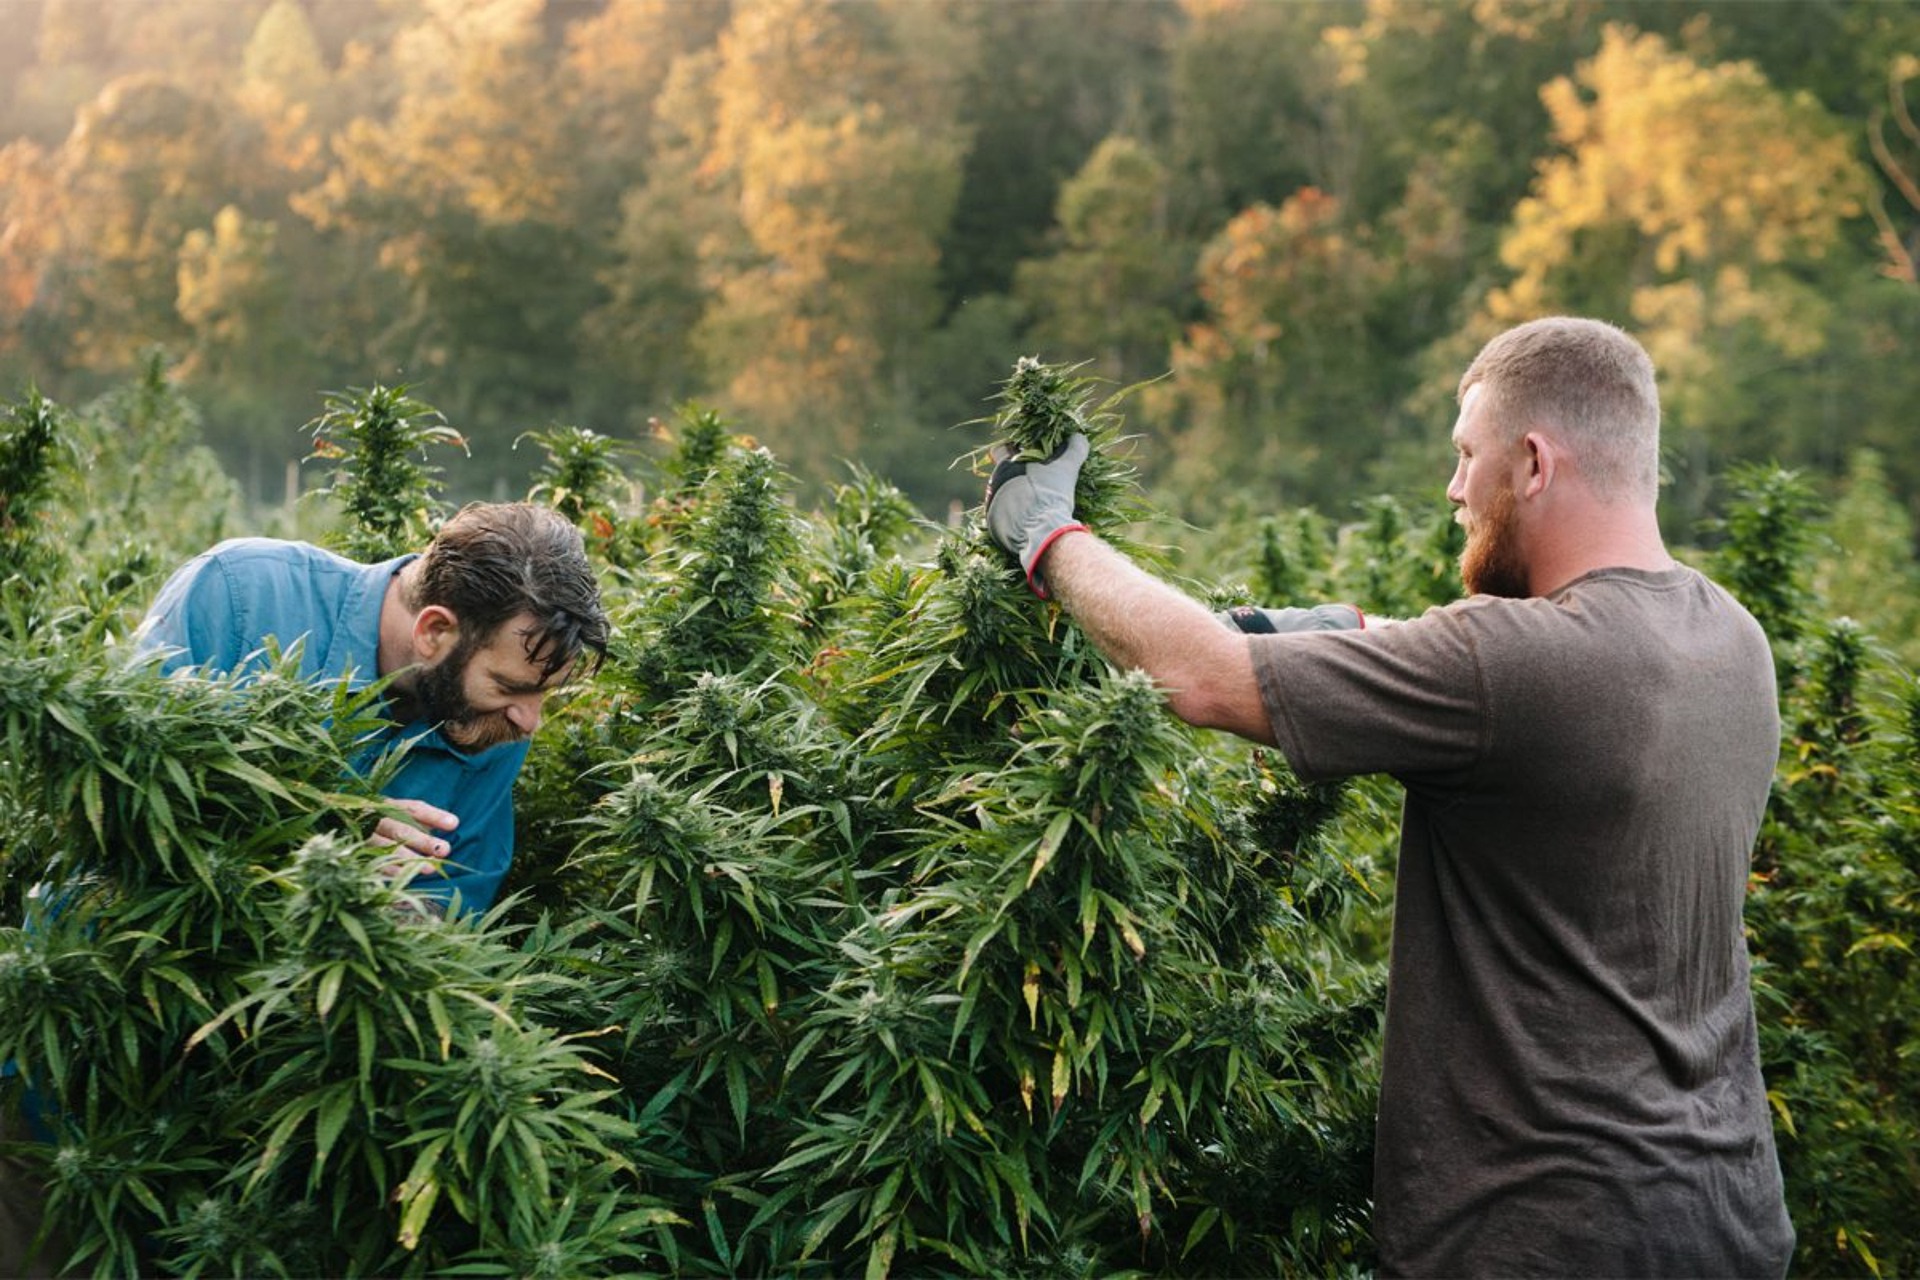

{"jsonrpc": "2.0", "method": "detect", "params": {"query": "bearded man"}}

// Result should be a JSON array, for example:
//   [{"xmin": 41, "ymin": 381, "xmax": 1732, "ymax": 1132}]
[
  {"xmin": 983, "ymin": 317, "xmax": 1794, "ymax": 1276},
  {"xmin": 136, "ymin": 501, "xmax": 609, "ymax": 916}
]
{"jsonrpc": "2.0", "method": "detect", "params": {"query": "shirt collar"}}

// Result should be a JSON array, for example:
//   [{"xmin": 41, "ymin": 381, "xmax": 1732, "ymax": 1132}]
[{"xmin": 323, "ymin": 552, "xmax": 418, "ymax": 688}]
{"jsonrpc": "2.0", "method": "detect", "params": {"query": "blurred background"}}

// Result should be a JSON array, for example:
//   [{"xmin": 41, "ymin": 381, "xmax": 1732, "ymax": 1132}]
[{"xmin": 1, "ymin": 0, "xmax": 1916, "ymax": 531}]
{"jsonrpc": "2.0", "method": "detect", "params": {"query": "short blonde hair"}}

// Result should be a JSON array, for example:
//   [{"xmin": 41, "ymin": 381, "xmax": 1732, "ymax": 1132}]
[{"xmin": 1459, "ymin": 317, "xmax": 1660, "ymax": 504}]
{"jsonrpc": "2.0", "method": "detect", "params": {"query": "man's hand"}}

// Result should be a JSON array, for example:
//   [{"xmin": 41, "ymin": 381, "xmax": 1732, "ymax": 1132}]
[
  {"xmin": 372, "ymin": 798, "xmax": 459, "ymax": 864},
  {"xmin": 984, "ymin": 433, "xmax": 1091, "ymax": 597}
]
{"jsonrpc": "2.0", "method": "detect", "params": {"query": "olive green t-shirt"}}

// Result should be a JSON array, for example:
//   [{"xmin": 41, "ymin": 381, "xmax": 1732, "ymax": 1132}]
[{"xmin": 1252, "ymin": 566, "xmax": 1794, "ymax": 1278}]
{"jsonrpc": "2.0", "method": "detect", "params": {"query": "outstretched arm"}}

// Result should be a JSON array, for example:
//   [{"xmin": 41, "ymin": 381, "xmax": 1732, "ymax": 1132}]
[
  {"xmin": 984, "ymin": 431, "xmax": 1370, "ymax": 745},
  {"xmin": 1040, "ymin": 530, "xmax": 1279, "ymax": 746}
]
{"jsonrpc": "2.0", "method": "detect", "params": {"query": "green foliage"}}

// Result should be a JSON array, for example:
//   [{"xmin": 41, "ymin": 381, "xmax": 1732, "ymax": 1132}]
[
  {"xmin": 26, "ymin": 362, "xmax": 1386, "ymax": 1275},
  {"xmin": 975, "ymin": 356, "xmax": 1153, "ymax": 541},
  {"xmin": 0, "ymin": 387, "xmax": 65, "ymax": 585},
  {"xmin": 2, "ymin": 354, "xmax": 243, "ymax": 629},
  {"xmin": 800, "ymin": 464, "xmax": 925, "ymax": 621},
  {"xmin": 304, "ymin": 384, "xmax": 467, "ymax": 562},
  {"xmin": 1815, "ymin": 449, "xmax": 1920, "ymax": 669},
  {"xmin": 1336, "ymin": 496, "xmax": 1463, "ymax": 618},
  {"xmin": 6, "ymin": 0, "xmax": 1920, "ymax": 524},
  {"xmin": 513, "ymin": 458, "xmax": 1364, "ymax": 1279},
  {"xmin": 61, "ymin": 352, "xmax": 242, "ymax": 614},
  {"xmin": 0, "ymin": 594, "xmax": 677, "ymax": 1275},
  {"xmin": 1248, "ymin": 510, "xmax": 1334, "ymax": 606},
  {"xmin": 8, "ymin": 371, "xmax": 1920, "ymax": 1275},
  {"xmin": 518, "ymin": 425, "xmax": 633, "ymax": 527},
  {"xmin": 1712, "ymin": 473, "xmax": 1920, "ymax": 1278},
  {"xmin": 497, "ymin": 359, "xmax": 1394, "ymax": 1276},
  {"xmin": 1207, "ymin": 497, "xmax": 1462, "ymax": 625},
  {"xmin": 1012, "ymin": 136, "xmax": 1189, "ymax": 390},
  {"xmin": 1707, "ymin": 463, "xmax": 1823, "ymax": 674},
  {"xmin": 623, "ymin": 439, "xmax": 808, "ymax": 702}
]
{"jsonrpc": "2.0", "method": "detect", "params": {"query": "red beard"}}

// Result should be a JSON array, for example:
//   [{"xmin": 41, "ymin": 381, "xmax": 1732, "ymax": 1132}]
[{"xmin": 1459, "ymin": 481, "xmax": 1530, "ymax": 599}]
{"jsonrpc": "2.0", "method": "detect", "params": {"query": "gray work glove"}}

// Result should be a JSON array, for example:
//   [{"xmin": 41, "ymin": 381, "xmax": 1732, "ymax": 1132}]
[
  {"xmin": 1217, "ymin": 603, "xmax": 1365, "ymax": 634},
  {"xmin": 985, "ymin": 434, "xmax": 1090, "ymax": 597}
]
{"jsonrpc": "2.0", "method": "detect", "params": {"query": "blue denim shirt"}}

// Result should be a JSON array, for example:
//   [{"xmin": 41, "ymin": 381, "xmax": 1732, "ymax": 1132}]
[{"xmin": 137, "ymin": 538, "xmax": 528, "ymax": 915}]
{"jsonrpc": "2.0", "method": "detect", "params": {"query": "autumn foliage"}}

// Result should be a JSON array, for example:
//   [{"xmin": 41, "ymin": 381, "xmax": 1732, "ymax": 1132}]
[{"xmin": 0, "ymin": 0, "xmax": 1915, "ymax": 526}]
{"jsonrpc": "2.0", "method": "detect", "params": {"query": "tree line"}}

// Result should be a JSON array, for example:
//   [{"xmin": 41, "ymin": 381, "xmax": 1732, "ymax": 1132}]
[{"xmin": 1, "ymin": 0, "xmax": 1918, "ymax": 527}]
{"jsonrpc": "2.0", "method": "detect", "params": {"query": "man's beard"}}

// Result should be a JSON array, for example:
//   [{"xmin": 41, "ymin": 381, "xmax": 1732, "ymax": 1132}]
[
  {"xmin": 413, "ymin": 643, "xmax": 527, "ymax": 752},
  {"xmin": 1459, "ymin": 481, "xmax": 1530, "ymax": 599}
]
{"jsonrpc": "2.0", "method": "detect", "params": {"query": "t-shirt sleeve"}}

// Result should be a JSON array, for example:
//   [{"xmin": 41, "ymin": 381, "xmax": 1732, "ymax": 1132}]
[{"xmin": 1250, "ymin": 606, "xmax": 1488, "ymax": 785}]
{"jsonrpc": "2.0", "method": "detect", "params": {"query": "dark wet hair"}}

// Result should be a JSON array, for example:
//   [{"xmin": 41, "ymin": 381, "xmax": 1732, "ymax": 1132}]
[{"xmin": 406, "ymin": 502, "xmax": 609, "ymax": 680}]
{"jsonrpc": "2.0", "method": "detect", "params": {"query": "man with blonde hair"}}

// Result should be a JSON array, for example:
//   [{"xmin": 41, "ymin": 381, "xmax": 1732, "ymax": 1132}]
[{"xmin": 985, "ymin": 317, "xmax": 1794, "ymax": 1275}]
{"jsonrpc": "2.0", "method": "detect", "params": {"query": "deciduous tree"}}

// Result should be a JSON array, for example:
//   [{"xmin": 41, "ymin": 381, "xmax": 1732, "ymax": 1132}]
[
  {"xmin": 1157, "ymin": 189, "xmax": 1390, "ymax": 509},
  {"xmin": 1012, "ymin": 135, "xmax": 1189, "ymax": 389},
  {"xmin": 690, "ymin": 0, "xmax": 975, "ymax": 471},
  {"xmin": 1478, "ymin": 24, "xmax": 1873, "ymax": 525},
  {"xmin": 1869, "ymin": 53, "xmax": 1920, "ymax": 284}
]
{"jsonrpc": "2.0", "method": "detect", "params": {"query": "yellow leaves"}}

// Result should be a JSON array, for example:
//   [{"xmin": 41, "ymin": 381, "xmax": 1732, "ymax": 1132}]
[
  {"xmin": 737, "ymin": 107, "xmax": 963, "ymax": 281},
  {"xmin": 1178, "ymin": 0, "xmax": 1252, "ymax": 19},
  {"xmin": 695, "ymin": 2, "xmax": 970, "ymax": 451},
  {"xmin": 1485, "ymin": 23, "xmax": 1869, "ymax": 385},
  {"xmin": 1173, "ymin": 189, "xmax": 1381, "ymax": 385},
  {"xmin": 242, "ymin": 0, "xmax": 329, "ymax": 103},
  {"xmin": 1319, "ymin": 25, "xmax": 1370, "ymax": 91},
  {"xmin": 177, "ymin": 206, "xmax": 279, "ymax": 339},
  {"xmin": 1511, "ymin": 25, "xmax": 1866, "ymax": 286},
  {"xmin": 314, "ymin": 0, "xmax": 566, "ymax": 226},
  {"xmin": 1844, "ymin": 932, "xmax": 1915, "ymax": 960},
  {"xmin": 710, "ymin": 0, "xmax": 879, "ymax": 174},
  {"xmin": 1836, "ymin": 1227, "xmax": 1885, "ymax": 1279},
  {"xmin": 1630, "ymin": 281, "xmax": 1713, "ymax": 389},
  {"xmin": 1471, "ymin": 0, "xmax": 1579, "ymax": 43},
  {"xmin": 1027, "ymin": 809, "xmax": 1072, "ymax": 888},
  {"xmin": 1324, "ymin": 0, "xmax": 1456, "ymax": 88},
  {"xmin": 1767, "ymin": 1087, "xmax": 1797, "ymax": 1138},
  {"xmin": 682, "ymin": 0, "xmax": 971, "ymax": 438},
  {"xmin": 0, "ymin": 139, "xmax": 57, "ymax": 322}
]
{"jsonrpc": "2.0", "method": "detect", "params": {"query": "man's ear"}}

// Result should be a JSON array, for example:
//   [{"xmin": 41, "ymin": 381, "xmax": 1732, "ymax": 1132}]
[
  {"xmin": 1520, "ymin": 431, "xmax": 1557, "ymax": 499},
  {"xmin": 411, "ymin": 605, "xmax": 461, "ymax": 662}
]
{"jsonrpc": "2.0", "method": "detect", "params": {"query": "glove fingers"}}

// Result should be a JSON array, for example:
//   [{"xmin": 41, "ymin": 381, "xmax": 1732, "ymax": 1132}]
[
  {"xmin": 985, "ymin": 455, "xmax": 1030, "ymax": 509},
  {"xmin": 985, "ymin": 433, "xmax": 1089, "ymax": 505}
]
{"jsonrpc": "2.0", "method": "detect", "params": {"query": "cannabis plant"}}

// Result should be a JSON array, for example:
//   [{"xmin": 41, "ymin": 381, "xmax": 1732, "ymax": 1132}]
[
  {"xmin": 519, "ymin": 424, "xmax": 632, "ymax": 526},
  {"xmin": 1709, "ymin": 466, "xmax": 1920, "ymax": 1277},
  {"xmin": 304, "ymin": 384, "xmax": 466, "ymax": 561},
  {"xmin": 0, "ymin": 388, "xmax": 66, "ymax": 588},
  {"xmin": 34, "ymin": 364, "xmax": 1920, "ymax": 1276}
]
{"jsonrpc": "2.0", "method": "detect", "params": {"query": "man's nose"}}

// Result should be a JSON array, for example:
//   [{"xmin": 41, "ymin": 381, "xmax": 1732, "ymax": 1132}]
[{"xmin": 506, "ymin": 696, "xmax": 543, "ymax": 735}]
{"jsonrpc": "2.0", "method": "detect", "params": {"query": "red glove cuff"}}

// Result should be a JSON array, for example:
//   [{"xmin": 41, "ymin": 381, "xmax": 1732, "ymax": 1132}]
[{"xmin": 1026, "ymin": 522, "xmax": 1090, "ymax": 598}]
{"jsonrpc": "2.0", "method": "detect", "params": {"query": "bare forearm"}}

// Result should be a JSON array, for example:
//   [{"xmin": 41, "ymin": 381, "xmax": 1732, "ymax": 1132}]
[
  {"xmin": 1041, "ymin": 531, "xmax": 1276, "ymax": 744},
  {"xmin": 1045, "ymin": 532, "xmax": 1214, "ymax": 670}
]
